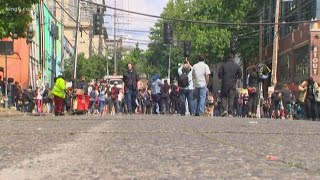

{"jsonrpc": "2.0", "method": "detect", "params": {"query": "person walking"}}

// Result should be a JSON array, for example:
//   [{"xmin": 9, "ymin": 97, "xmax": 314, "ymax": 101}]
[
  {"xmin": 218, "ymin": 53, "xmax": 242, "ymax": 117},
  {"xmin": 123, "ymin": 63, "xmax": 139, "ymax": 114},
  {"xmin": 192, "ymin": 55, "xmax": 211, "ymax": 116},
  {"xmin": 178, "ymin": 59, "xmax": 194, "ymax": 116},
  {"xmin": 52, "ymin": 76, "xmax": 66, "ymax": 116}
]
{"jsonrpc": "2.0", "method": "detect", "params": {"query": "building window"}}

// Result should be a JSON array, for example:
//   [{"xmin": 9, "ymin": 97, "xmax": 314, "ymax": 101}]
[
  {"xmin": 294, "ymin": 45, "xmax": 309, "ymax": 81},
  {"xmin": 280, "ymin": 14, "xmax": 298, "ymax": 37},
  {"xmin": 279, "ymin": 53, "xmax": 291, "ymax": 82},
  {"xmin": 301, "ymin": 2, "xmax": 314, "ymax": 21},
  {"xmin": 264, "ymin": 26, "xmax": 273, "ymax": 47}
]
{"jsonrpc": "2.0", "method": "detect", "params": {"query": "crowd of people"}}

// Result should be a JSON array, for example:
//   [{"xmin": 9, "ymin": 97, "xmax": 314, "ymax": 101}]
[{"xmin": 1, "ymin": 53, "xmax": 320, "ymax": 121}]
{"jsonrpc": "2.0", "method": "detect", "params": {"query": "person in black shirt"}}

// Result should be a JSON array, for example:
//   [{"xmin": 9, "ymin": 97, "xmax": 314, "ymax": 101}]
[
  {"xmin": 247, "ymin": 66, "xmax": 259, "ymax": 118},
  {"xmin": 218, "ymin": 53, "xmax": 242, "ymax": 117},
  {"xmin": 123, "ymin": 63, "xmax": 139, "ymax": 114},
  {"xmin": 299, "ymin": 77, "xmax": 318, "ymax": 120},
  {"xmin": 0, "ymin": 75, "xmax": 5, "ymax": 96}
]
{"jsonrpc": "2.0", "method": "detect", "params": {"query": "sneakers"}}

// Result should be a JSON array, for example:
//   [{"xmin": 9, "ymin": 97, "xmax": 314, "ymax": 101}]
[{"xmin": 221, "ymin": 111, "xmax": 228, "ymax": 117}]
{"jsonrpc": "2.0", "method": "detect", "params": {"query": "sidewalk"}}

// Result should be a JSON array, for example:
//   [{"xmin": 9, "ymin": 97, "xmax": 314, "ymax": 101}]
[{"xmin": 0, "ymin": 108, "xmax": 26, "ymax": 118}]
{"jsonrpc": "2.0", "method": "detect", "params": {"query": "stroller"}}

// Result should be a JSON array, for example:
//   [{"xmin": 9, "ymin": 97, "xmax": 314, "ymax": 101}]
[{"xmin": 70, "ymin": 88, "xmax": 90, "ymax": 115}]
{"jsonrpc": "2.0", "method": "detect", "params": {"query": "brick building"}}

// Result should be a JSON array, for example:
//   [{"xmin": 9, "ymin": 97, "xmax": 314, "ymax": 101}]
[{"xmin": 260, "ymin": 0, "xmax": 320, "ymax": 93}]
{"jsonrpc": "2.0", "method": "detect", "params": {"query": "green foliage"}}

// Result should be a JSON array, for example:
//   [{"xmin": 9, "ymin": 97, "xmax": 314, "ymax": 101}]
[
  {"xmin": 64, "ymin": 53, "xmax": 112, "ymax": 81},
  {"xmin": 119, "ymin": 43, "xmax": 143, "ymax": 74},
  {"xmin": 118, "ymin": 43, "xmax": 158, "ymax": 78},
  {"xmin": 0, "ymin": 0, "xmax": 39, "ymax": 38},
  {"xmin": 145, "ymin": 0, "xmax": 264, "ymax": 78}
]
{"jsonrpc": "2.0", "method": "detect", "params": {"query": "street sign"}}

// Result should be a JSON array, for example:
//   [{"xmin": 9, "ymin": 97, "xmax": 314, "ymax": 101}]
[{"xmin": 0, "ymin": 41, "xmax": 13, "ymax": 55}]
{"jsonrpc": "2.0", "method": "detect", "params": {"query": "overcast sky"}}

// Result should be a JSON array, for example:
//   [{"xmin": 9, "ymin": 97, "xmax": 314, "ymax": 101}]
[{"xmin": 105, "ymin": 0, "xmax": 168, "ymax": 50}]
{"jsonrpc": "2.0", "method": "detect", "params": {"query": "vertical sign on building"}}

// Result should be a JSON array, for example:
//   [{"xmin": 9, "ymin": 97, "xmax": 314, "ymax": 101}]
[{"xmin": 312, "ymin": 46, "xmax": 319, "ymax": 75}]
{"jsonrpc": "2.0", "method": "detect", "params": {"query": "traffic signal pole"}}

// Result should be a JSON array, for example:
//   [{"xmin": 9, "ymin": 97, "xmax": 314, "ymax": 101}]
[
  {"xmin": 72, "ymin": 0, "xmax": 81, "ymax": 80},
  {"xmin": 113, "ymin": 0, "xmax": 117, "ymax": 75}
]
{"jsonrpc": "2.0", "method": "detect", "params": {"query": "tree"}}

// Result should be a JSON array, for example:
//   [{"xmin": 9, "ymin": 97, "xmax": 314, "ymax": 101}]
[
  {"xmin": 145, "ymin": 0, "xmax": 264, "ymax": 78},
  {"xmin": 0, "ymin": 0, "xmax": 39, "ymax": 38},
  {"xmin": 119, "ymin": 43, "xmax": 146, "ymax": 75},
  {"xmin": 64, "ymin": 53, "xmax": 111, "ymax": 81}
]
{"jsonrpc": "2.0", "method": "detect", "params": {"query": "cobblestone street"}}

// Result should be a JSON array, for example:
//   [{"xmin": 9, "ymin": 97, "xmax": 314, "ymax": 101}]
[{"xmin": 0, "ymin": 115, "xmax": 320, "ymax": 179}]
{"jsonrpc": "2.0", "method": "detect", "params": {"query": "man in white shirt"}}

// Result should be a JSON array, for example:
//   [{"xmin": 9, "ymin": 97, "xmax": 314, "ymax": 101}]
[
  {"xmin": 178, "ymin": 59, "xmax": 194, "ymax": 116},
  {"xmin": 192, "ymin": 55, "xmax": 211, "ymax": 116}
]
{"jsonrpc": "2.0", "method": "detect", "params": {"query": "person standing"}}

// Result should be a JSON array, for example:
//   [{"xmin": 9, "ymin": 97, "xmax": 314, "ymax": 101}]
[
  {"xmin": 109, "ymin": 82, "xmax": 120, "ymax": 114},
  {"xmin": 0, "ymin": 76, "xmax": 4, "ymax": 97},
  {"xmin": 280, "ymin": 84, "xmax": 293, "ymax": 119},
  {"xmin": 161, "ymin": 80, "xmax": 171, "ymax": 114},
  {"xmin": 52, "ymin": 76, "xmax": 66, "ymax": 116},
  {"xmin": 150, "ymin": 74, "xmax": 163, "ymax": 114},
  {"xmin": 218, "ymin": 53, "xmax": 242, "ymax": 117},
  {"xmin": 178, "ymin": 59, "xmax": 194, "ymax": 116},
  {"xmin": 169, "ymin": 81, "xmax": 179, "ymax": 114},
  {"xmin": 123, "ymin": 63, "xmax": 139, "ymax": 114},
  {"xmin": 247, "ymin": 66, "xmax": 259, "ymax": 118},
  {"xmin": 299, "ymin": 77, "xmax": 318, "ymax": 120},
  {"xmin": 98, "ymin": 85, "xmax": 107, "ymax": 115},
  {"xmin": 192, "ymin": 55, "xmax": 211, "ymax": 116}
]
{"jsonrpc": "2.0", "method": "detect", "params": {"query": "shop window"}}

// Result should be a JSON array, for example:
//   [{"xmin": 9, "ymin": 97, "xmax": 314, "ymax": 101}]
[
  {"xmin": 279, "ymin": 53, "xmax": 291, "ymax": 81},
  {"xmin": 294, "ymin": 45, "xmax": 309, "ymax": 81}
]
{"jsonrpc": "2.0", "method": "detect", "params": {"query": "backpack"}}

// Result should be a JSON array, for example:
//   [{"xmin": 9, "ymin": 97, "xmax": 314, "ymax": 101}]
[
  {"xmin": 178, "ymin": 72, "xmax": 189, "ymax": 88},
  {"xmin": 170, "ymin": 85, "xmax": 179, "ymax": 97},
  {"xmin": 110, "ymin": 87, "xmax": 118, "ymax": 99}
]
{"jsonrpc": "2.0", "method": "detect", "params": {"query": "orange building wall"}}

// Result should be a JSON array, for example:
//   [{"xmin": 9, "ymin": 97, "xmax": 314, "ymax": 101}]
[{"xmin": 0, "ymin": 38, "xmax": 30, "ymax": 88}]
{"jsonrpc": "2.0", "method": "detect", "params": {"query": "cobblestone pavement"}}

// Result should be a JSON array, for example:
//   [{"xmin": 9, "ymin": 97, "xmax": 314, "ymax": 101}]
[{"xmin": 0, "ymin": 115, "xmax": 320, "ymax": 179}]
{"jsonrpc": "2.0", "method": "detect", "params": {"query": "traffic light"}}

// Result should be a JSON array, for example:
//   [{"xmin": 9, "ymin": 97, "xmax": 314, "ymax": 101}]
[
  {"xmin": 163, "ymin": 22, "xmax": 173, "ymax": 44},
  {"xmin": 26, "ymin": 27, "xmax": 34, "ymax": 44},
  {"xmin": 93, "ymin": 14, "xmax": 103, "ymax": 35},
  {"xmin": 230, "ymin": 37, "xmax": 238, "ymax": 55},
  {"xmin": 184, "ymin": 41, "xmax": 191, "ymax": 57}
]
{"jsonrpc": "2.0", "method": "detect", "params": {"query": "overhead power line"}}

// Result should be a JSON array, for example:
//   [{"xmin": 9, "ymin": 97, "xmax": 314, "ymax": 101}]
[{"xmin": 81, "ymin": 0, "xmax": 317, "ymax": 26}]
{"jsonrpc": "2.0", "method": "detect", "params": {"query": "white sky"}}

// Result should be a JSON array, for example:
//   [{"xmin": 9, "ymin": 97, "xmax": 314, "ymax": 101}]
[{"xmin": 105, "ymin": 0, "xmax": 168, "ymax": 50}]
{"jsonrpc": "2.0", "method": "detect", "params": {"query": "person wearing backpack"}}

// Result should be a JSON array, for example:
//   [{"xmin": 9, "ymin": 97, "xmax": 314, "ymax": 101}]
[
  {"xmin": 109, "ymin": 81, "xmax": 120, "ymax": 114},
  {"xmin": 178, "ymin": 59, "xmax": 194, "ymax": 116}
]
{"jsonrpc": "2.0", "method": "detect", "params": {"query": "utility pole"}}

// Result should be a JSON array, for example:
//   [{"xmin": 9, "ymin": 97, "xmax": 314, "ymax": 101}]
[
  {"xmin": 113, "ymin": 0, "xmax": 117, "ymax": 75},
  {"xmin": 271, "ymin": 0, "xmax": 280, "ymax": 86},
  {"xmin": 40, "ymin": 0, "xmax": 45, "ymax": 85},
  {"xmin": 60, "ymin": 0, "xmax": 65, "ymax": 75},
  {"xmin": 259, "ymin": 15, "xmax": 263, "ymax": 63},
  {"xmin": 168, "ymin": 45, "xmax": 171, "ymax": 84},
  {"xmin": 72, "ymin": 0, "xmax": 81, "ymax": 80}
]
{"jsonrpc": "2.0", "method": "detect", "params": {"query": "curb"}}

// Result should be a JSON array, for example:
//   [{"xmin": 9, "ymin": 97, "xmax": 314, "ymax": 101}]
[{"xmin": 0, "ymin": 113, "xmax": 26, "ymax": 118}]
